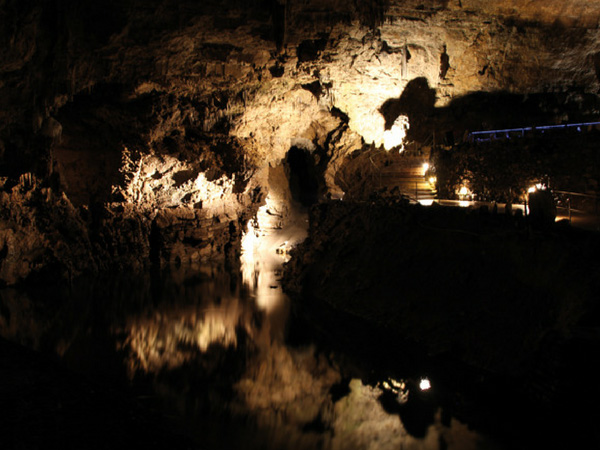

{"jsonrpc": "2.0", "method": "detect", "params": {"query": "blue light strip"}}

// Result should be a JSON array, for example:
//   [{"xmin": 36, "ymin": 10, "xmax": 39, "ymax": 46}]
[{"xmin": 467, "ymin": 121, "xmax": 600, "ymax": 142}]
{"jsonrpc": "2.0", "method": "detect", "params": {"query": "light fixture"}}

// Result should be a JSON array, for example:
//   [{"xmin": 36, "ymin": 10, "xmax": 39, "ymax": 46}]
[{"xmin": 528, "ymin": 183, "xmax": 544, "ymax": 194}]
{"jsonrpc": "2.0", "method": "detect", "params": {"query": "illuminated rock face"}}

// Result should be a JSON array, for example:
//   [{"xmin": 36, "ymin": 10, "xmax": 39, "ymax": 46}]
[{"xmin": 2, "ymin": 0, "xmax": 600, "ymax": 283}]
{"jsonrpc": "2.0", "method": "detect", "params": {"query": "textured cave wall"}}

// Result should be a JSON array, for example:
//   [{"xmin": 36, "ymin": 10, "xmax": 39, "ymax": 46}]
[{"xmin": 2, "ymin": 0, "xmax": 600, "ymax": 284}]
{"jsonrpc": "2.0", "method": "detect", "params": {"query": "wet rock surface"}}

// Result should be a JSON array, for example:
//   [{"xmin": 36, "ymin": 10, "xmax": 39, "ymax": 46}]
[{"xmin": 0, "ymin": 176, "xmax": 96, "ymax": 286}]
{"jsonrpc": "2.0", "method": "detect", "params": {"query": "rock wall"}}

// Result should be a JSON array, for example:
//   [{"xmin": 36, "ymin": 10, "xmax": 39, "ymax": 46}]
[
  {"xmin": 283, "ymin": 201, "xmax": 600, "ymax": 377},
  {"xmin": 0, "ymin": 176, "xmax": 95, "ymax": 285},
  {"xmin": 2, "ymin": 0, "xmax": 600, "ymax": 284}
]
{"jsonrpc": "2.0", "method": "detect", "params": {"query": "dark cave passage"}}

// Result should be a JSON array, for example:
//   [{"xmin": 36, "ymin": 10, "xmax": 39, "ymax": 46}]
[{"xmin": 286, "ymin": 146, "xmax": 319, "ymax": 207}]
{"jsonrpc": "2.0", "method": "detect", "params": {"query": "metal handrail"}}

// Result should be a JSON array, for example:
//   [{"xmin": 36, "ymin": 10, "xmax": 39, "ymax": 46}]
[
  {"xmin": 467, "ymin": 121, "xmax": 600, "ymax": 143},
  {"xmin": 553, "ymin": 190, "xmax": 598, "ymax": 199},
  {"xmin": 553, "ymin": 190, "xmax": 600, "ymax": 221}
]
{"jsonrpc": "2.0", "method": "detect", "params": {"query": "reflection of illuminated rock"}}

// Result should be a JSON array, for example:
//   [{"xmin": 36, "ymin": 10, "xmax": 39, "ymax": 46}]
[
  {"xmin": 0, "ymin": 289, "xmax": 49, "ymax": 350},
  {"xmin": 117, "ymin": 296, "xmax": 256, "ymax": 377},
  {"xmin": 332, "ymin": 379, "xmax": 489, "ymax": 450},
  {"xmin": 240, "ymin": 193, "xmax": 307, "ymax": 316},
  {"xmin": 233, "ymin": 343, "xmax": 341, "ymax": 448}
]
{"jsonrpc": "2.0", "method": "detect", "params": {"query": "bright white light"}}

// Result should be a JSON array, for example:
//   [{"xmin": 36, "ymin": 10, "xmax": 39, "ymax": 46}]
[
  {"xmin": 458, "ymin": 200, "xmax": 470, "ymax": 207},
  {"xmin": 428, "ymin": 176, "xmax": 436, "ymax": 184},
  {"xmin": 240, "ymin": 215, "xmax": 261, "ymax": 289},
  {"xmin": 390, "ymin": 379, "xmax": 405, "ymax": 390},
  {"xmin": 419, "ymin": 378, "xmax": 431, "ymax": 391},
  {"xmin": 459, "ymin": 186, "xmax": 469, "ymax": 196},
  {"xmin": 528, "ymin": 183, "xmax": 545, "ymax": 194},
  {"xmin": 240, "ymin": 196, "xmax": 308, "ymax": 316},
  {"xmin": 422, "ymin": 162, "xmax": 430, "ymax": 173},
  {"xmin": 383, "ymin": 115, "xmax": 410, "ymax": 151},
  {"xmin": 419, "ymin": 199, "xmax": 434, "ymax": 206}
]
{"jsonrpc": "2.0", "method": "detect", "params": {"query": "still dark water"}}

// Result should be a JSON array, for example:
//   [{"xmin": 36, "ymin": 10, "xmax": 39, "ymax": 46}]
[{"xmin": 1, "ymin": 263, "xmax": 512, "ymax": 450}]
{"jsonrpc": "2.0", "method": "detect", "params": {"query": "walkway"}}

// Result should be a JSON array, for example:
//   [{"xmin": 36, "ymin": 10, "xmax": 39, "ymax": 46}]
[
  {"xmin": 467, "ymin": 121, "xmax": 600, "ymax": 144},
  {"xmin": 433, "ymin": 199, "xmax": 600, "ymax": 232},
  {"xmin": 379, "ymin": 155, "xmax": 437, "ymax": 203}
]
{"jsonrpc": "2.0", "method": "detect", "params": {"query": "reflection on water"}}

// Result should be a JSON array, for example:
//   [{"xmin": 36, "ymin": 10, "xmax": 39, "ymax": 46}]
[
  {"xmin": 116, "ymin": 294, "xmax": 256, "ymax": 377},
  {"xmin": 239, "ymin": 196, "xmax": 308, "ymax": 341},
  {"xmin": 0, "ymin": 241, "xmax": 501, "ymax": 449}
]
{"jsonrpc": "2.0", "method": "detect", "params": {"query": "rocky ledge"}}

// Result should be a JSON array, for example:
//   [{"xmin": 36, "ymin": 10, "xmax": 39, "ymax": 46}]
[{"xmin": 283, "ymin": 201, "xmax": 600, "ymax": 384}]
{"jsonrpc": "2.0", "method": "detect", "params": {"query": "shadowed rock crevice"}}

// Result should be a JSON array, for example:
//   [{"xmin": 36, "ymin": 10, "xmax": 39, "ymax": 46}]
[
  {"xmin": 286, "ymin": 146, "xmax": 320, "ymax": 207},
  {"xmin": 297, "ymin": 34, "xmax": 330, "ymax": 63}
]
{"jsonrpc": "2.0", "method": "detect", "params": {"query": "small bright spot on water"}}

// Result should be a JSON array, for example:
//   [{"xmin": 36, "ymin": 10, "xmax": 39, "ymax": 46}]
[{"xmin": 419, "ymin": 378, "xmax": 431, "ymax": 391}]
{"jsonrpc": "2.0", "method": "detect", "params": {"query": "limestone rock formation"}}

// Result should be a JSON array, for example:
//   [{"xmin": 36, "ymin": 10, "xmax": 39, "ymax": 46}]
[{"xmin": 2, "ymin": 0, "xmax": 600, "ymax": 283}]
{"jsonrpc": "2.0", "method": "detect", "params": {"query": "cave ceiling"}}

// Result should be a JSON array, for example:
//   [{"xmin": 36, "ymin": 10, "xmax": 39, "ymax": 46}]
[{"xmin": 3, "ymin": 0, "xmax": 600, "ymax": 161}]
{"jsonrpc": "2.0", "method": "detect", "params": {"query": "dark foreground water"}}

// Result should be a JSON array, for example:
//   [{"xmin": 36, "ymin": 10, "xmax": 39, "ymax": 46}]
[{"xmin": 0, "ymin": 262, "xmax": 591, "ymax": 449}]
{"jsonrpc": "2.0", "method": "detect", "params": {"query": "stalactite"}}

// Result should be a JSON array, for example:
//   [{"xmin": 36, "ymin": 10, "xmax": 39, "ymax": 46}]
[
  {"xmin": 271, "ymin": 0, "xmax": 287, "ymax": 51},
  {"xmin": 354, "ymin": 0, "xmax": 390, "ymax": 29}
]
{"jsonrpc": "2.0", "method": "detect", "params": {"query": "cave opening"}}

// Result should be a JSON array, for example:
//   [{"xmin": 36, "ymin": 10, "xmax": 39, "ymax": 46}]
[{"xmin": 286, "ymin": 146, "xmax": 319, "ymax": 207}]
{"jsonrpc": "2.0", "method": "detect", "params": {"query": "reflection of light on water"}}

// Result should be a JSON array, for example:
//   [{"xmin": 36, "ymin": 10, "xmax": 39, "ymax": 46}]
[
  {"xmin": 381, "ymin": 378, "xmax": 406, "ymax": 393},
  {"xmin": 240, "ymin": 213, "xmax": 262, "ymax": 291},
  {"xmin": 419, "ymin": 199, "xmax": 434, "ymax": 206},
  {"xmin": 240, "ymin": 195, "xmax": 307, "ymax": 314},
  {"xmin": 234, "ymin": 342, "xmax": 341, "ymax": 442},
  {"xmin": 116, "ymin": 296, "xmax": 255, "ymax": 377},
  {"xmin": 380, "ymin": 377, "xmax": 409, "ymax": 404},
  {"xmin": 117, "ymin": 191, "xmax": 310, "ymax": 381},
  {"xmin": 458, "ymin": 200, "xmax": 470, "ymax": 207},
  {"xmin": 333, "ymin": 379, "xmax": 488, "ymax": 449}
]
